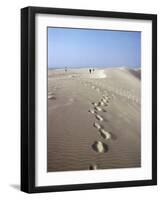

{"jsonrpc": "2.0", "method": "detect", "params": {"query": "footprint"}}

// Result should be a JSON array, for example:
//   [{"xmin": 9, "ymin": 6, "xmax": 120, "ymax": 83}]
[
  {"xmin": 102, "ymin": 94, "xmax": 107, "ymax": 98},
  {"xmin": 93, "ymin": 122, "xmax": 102, "ymax": 130},
  {"xmin": 92, "ymin": 141, "xmax": 108, "ymax": 153},
  {"xmin": 103, "ymin": 96, "xmax": 110, "ymax": 103},
  {"xmin": 95, "ymin": 114, "xmax": 104, "ymax": 121},
  {"xmin": 99, "ymin": 128, "xmax": 111, "ymax": 140},
  {"xmin": 88, "ymin": 109, "xmax": 96, "ymax": 114},
  {"xmin": 101, "ymin": 103, "xmax": 108, "ymax": 107},
  {"xmin": 94, "ymin": 106, "xmax": 102, "ymax": 112},
  {"xmin": 92, "ymin": 102, "xmax": 98, "ymax": 106},
  {"xmin": 103, "ymin": 98, "xmax": 109, "ymax": 103},
  {"xmin": 100, "ymin": 98, "xmax": 108, "ymax": 105},
  {"xmin": 89, "ymin": 164, "xmax": 98, "ymax": 170},
  {"xmin": 48, "ymin": 95, "xmax": 56, "ymax": 100},
  {"xmin": 98, "ymin": 101, "xmax": 105, "ymax": 106}
]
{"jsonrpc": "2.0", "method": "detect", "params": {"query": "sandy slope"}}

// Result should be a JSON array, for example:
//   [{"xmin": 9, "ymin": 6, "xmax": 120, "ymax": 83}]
[{"xmin": 47, "ymin": 68, "xmax": 141, "ymax": 172}]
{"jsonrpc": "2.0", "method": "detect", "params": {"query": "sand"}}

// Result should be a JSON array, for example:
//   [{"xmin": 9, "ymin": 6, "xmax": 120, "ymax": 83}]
[{"xmin": 47, "ymin": 67, "xmax": 141, "ymax": 172}]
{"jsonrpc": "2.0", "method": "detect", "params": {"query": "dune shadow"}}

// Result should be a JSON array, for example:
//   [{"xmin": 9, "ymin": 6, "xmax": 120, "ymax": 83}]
[{"xmin": 128, "ymin": 69, "xmax": 141, "ymax": 79}]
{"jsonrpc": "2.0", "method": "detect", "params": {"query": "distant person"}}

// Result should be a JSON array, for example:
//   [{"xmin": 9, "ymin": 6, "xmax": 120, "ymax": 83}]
[
  {"xmin": 93, "ymin": 68, "xmax": 95, "ymax": 72},
  {"xmin": 89, "ymin": 69, "xmax": 92, "ymax": 74},
  {"xmin": 65, "ymin": 67, "xmax": 67, "ymax": 72}
]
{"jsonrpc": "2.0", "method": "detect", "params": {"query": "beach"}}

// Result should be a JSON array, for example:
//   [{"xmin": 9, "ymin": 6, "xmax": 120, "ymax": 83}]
[{"xmin": 47, "ymin": 67, "xmax": 141, "ymax": 172}]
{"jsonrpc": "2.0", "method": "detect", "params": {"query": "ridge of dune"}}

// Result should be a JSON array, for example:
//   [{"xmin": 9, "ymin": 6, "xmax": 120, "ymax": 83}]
[
  {"xmin": 124, "ymin": 68, "xmax": 141, "ymax": 79},
  {"xmin": 113, "ymin": 67, "xmax": 141, "ymax": 79}
]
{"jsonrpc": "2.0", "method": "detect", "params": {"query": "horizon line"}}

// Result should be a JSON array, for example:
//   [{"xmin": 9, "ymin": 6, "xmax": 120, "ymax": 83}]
[{"xmin": 48, "ymin": 66, "xmax": 141, "ymax": 69}]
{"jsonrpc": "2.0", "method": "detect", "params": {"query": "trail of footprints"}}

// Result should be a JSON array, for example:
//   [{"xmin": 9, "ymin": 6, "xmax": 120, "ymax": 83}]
[
  {"xmin": 48, "ymin": 86, "xmax": 58, "ymax": 100},
  {"xmin": 83, "ymin": 81, "xmax": 140, "ymax": 104},
  {"xmin": 83, "ymin": 80, "xmax": 139, "ymax": 152},
  {"xmin": 82, "ymin": 81, "xmax": 117, "ymax": 170},
  {"xmin": 89, "ymin": 94, "xmax": 113, "ymax": 153},
  {"xmin": 82, "ymin": 79, "xmax": 139, "ymax": 170}
]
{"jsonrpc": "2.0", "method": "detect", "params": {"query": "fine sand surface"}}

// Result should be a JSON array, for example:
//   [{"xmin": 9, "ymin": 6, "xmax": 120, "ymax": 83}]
[{"xmin": 47, "ymin": 67, "xmax": 141, "ymax": 172}]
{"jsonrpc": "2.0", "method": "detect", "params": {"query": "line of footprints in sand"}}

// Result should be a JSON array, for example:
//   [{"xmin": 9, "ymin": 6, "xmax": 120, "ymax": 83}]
[
  {"xmin": 89, "ymin": 95, "xmax": 114, "ymax": 153},
  {"xmin": 82, "ymin": 81, "xmax": 117, "ymax": 170},
  {"xmin": 83, "ymin": 80, "xmax": 140, "ymax": 104}
]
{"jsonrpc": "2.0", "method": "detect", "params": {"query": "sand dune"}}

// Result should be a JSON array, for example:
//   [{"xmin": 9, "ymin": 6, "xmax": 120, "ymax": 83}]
[
  {"xmin": 47, "ymin": 67, "xmax": 141, "ymax": 172},
  {"xmin": 127, "ymin": 68, "xmax": 141, "ymax": 79}
]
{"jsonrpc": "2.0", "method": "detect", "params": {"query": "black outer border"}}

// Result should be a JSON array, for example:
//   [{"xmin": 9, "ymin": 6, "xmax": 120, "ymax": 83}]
[{"xmin": 21, "ymin": 6, "xmax": 157, "ymax": 193}]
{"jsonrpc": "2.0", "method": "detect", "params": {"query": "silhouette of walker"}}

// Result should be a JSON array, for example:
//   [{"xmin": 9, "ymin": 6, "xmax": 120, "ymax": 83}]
[{"xmin": 89, "ymin": 69, "xmax": 92, "ymax": 74}]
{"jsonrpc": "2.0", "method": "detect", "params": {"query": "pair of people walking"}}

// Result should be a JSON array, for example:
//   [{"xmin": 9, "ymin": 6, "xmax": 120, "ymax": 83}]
[{"xmin": 89, "ymin": 68, "xmax": 95, "ymax": 74}]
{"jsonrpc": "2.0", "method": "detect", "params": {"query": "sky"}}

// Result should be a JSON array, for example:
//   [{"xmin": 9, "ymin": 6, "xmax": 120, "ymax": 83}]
[{"xmin": 48, "ymin": 27, "xmax": 141, "ymax": 69}]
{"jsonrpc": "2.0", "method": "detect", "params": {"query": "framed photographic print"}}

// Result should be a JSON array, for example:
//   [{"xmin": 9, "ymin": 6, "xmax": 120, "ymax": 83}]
[{"xmin": 21, "ymin": 6, "xmax": 157, "ymax": 193}]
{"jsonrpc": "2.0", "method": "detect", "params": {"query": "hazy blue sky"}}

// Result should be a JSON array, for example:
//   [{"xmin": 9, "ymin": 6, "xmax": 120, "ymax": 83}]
[{"xmin": 48, "ymin": 27, "xmax": 141, "ymax": 69}]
